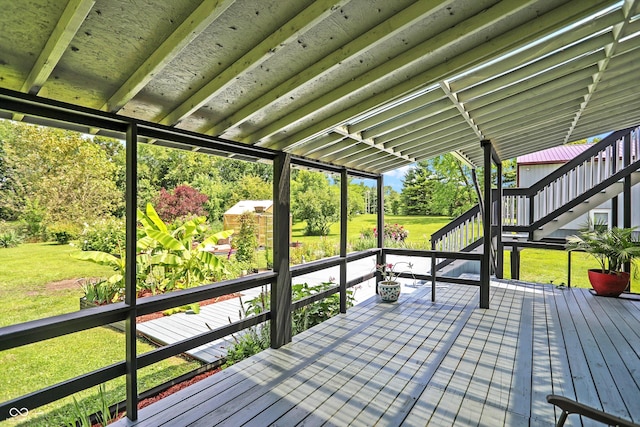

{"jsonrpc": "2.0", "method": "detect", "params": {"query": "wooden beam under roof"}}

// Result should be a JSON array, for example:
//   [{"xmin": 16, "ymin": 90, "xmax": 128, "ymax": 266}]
[
  {"xmin": 204, "ymin": 0, "xmax": 456, "ymax": 137},
  {"xmin": 250, "ymin": 0, "xmax": 541, "ymax": 147},
  {"xmin": 564, "ymin": 0, "xmax": 640, "ymax": 143},
  {"xmin": 21, "ymin": 0, "xmax": 94, "ymax": 95},
  {"xmin": 262, "ymin": 0, "xmax": 606, "ymax": 157},
  {"xmin": 157, "ymin": 0, "xmax": 349, "ymax": 127},
  {"xmin": 101, "ymin": 0, "xmax": 235, "ymax": 113},
  {"xmin": 13, "ymin": 0, "xmax": 94, "ymax": 121}
]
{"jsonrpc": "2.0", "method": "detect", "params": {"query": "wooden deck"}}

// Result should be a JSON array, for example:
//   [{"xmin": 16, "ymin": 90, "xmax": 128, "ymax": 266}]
[{"xmin": 115, "ymin": 281, "xmax": 640, "ymax": 426}]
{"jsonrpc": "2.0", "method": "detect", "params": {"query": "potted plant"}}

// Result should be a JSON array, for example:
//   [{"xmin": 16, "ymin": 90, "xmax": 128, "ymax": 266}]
[
  {"xmin": 566, "ymin": 227, "xmax": 640, "ymax": 297},
  {"xmin": 376, "ymin": 261, "xmax": 413, "ymax": 302}
]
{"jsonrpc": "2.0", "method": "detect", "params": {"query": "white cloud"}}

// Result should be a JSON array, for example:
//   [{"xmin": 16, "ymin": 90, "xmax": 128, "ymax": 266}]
[{"xmin": 384, "ymin": 164, "xmax": 414, "ymax": 179}]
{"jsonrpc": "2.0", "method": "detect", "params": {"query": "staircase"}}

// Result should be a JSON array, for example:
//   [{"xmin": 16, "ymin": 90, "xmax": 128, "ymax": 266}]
[{"xmin": 432, "ymin": 125, "xmax": 640, "ymax": 267}]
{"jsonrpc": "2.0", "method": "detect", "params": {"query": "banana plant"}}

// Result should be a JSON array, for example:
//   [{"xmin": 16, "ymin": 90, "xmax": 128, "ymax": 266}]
[
  {"xmin": 76, "ymin": 203, "xmax": 234, "ymax": 303},
  {"xmin": 137, "ymin": 203, "xmax": 234, "ymax": 290}
]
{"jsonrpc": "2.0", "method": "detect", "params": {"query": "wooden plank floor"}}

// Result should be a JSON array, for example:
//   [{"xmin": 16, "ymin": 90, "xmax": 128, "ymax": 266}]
[{"xmin": 115, "ymin": 281, "xmax": 640, "ymax": 426}]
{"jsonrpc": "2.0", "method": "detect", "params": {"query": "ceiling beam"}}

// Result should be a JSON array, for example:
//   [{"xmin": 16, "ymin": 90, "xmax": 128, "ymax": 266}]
[
  {"xmin": 252, "ymin": 0, "xmax": 542, "ymax": 147},
  {"xmin": 564, "ymin": 0, "xmax": 640, "ymax": 143},
  {"xmin": 262, "ymin": 0, "xmax": 609, "ymax": 154},
  {"xmin": 438, "ymin": 80, "xmax": 483, "ymax": 140},
  {"xmin": 158, "ymin": 0, "xmax": 350, "ymax": 127},
  {"xmin": 204, "ymin": 0, "xmax": 457, "ymax": 137},
  {"xmin": 21, "ymin": 0, "xmax": 94, "ymax": 95},
  {"xmin": 13, "ymin": 0, "xmax": 94, "ymax": 121},
  {"xmin": 101, "ymin": 0, "xmax": 235, "ymax": 113}
]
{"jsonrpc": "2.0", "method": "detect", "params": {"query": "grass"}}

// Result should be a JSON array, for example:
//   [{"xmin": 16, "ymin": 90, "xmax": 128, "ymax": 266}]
[
  {"xmin": 503, "ymin": 248, "xmax": 640, "ymax": 292},
  {"xmin": 291, "ymin": 214, "xmax": 451, "ymax": 247},
  {"xmin": 0, "ymin": 242, "xmax": 201, "ymax": 426},
  {"xmin": 0, "ymin": 242, "xmax": 115, "ymax": 326}
]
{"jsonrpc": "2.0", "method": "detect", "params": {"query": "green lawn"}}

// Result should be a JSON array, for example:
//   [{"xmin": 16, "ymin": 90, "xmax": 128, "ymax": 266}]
[
  {"xmin": 0, "ymin": 243, "xmax": 201, "ymax": 426},
  {"xmin": 291, "ymin": 214, "xmax": 451, "ymax": 247},
  {"xmin": 503, "ymin": 248, "xmax": 640, "ymax": 292}
]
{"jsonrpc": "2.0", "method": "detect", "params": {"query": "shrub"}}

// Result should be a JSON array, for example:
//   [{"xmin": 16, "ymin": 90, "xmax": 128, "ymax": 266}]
[
  {"xmin": 0, "ymin": 228, "xmax": 22, "ymax": 248},
  {"xmin": 378, "ymin": 223, "xmax": 409, "ymax": 242},
  {"xmin": 154, "ymin": 184, "xmax": 208, "ymax": 222},
  {"xmin": 224, "ymin": 281, "xmax": 353, "ymax": 365},
  {"xmin": 234, "ymin": 211, "xmax": 258, "ymax": 264},
  {"xmin": 81, "ymin": 278, "xmax": 123, "ymax": 305},
  {"xmin": 49, "ymin": 221, "xmax": 81, "ymax": 244},
  {"xmin": 81, "ymin": 217, "xmax": 126, "ymax": 253},
  {"xmin": 19, "ymin": 198, "xmax": 46, "ymax": 241},
  {"xmin": 290, "ymin": 238, "xmax": 339, "ymax": 264}
]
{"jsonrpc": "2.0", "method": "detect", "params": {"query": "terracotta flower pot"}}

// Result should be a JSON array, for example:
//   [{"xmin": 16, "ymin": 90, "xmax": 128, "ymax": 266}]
[
  {"xmin": 587, "ymin": 269, "xmax": 630, "ymax": 297},
  {"xmin": 378, "ymin": 281, "xmax": 401, "ymax": 302}
]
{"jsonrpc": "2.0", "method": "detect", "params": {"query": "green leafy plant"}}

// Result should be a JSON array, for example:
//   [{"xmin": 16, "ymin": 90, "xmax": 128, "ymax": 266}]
[
  {"xmin": 0, "ymin": 228, "xmax": 22, "ymax": 248},
  {"xmin": 64, "ymin": 384, "xmax": 112, "ymax": 427},
  {"xmin": 75, "ymin": 203, "xmax": 234, "ymax": 302},
  {"xmin": 81, "ymin": 278, "xmax": 123, "ymax": 304},
  {"xmin": 566, "ymin": 227, "xmax": 640, "ymax": 274},
  {"xmin": 224, "ymin": 281, "xmax": 353, "ymax": 366},
  {"xmin": 49, "ymin": 221, "xmax": 80, "ymax": 244},
  {"xmin": 137, "ymin": 203, "xmax": 234, "ymax": 290},
  {"xmin": 19, "ymin": 198, "xmax": 46, "ymax": 241},
  {"xmin": 234, "ymin": 210, "xmax": 258, "ymax": 265},
  {"xmin": 81, "ymin": 217, "xmax": 126, "ymax": 253}
]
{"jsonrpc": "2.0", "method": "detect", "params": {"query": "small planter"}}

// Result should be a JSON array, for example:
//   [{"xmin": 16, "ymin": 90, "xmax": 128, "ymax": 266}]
[
  {"xmin": 378, "ymin": 281, "xmax": 401, "ymax": 302},
  {"xmin": 587, "ymin": 269, "xmax": 630, "ymax": 297}
]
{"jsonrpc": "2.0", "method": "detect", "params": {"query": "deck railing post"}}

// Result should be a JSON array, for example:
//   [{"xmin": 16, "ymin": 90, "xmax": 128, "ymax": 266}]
[
  {"xmin": 480, "ymin": 139, "xmax": 492, "ymax": 309},
  {"xmin": 623, "ymin": 132, "xmax": 632, "ymax": 285},
  {"xmin": 376, "ymin": 175, "xmax": 384, "ymax": 292},
  {"xmin": 125, "ymin": 122, "xmax": 138, "ymax": 421},
  {"xmin": 495, "ymin": 159, "xmax": 504, "ymax": 279},
  {"xmin": 340, "ymin": 168, "xmax": 348, "ymax": 313},
  {"xmin": 271, "ymin": 152, "xmax": 292, "ymax": 348}
]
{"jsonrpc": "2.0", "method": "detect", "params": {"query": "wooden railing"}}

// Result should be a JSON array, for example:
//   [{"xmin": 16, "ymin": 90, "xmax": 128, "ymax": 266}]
[
  {"xmin": 503, "ymin": 125, "xmax": 640, "ymax": 231},
  {"xmin": 431, "ymin": 204, "xmax": 483, "ymax": 252},
  {"xmin": 432, "ymin": 124, "xmax": 640, "ymax": 252}
]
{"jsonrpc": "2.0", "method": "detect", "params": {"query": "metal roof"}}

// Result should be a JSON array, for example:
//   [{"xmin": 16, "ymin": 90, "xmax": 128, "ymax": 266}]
[
  {"xmin": 517, "ymin": 144, "xmax": 591, "ymax": 164},
  {"xmin": 1, "ymin": 0, "xmax": 639, "ymax": 172}
]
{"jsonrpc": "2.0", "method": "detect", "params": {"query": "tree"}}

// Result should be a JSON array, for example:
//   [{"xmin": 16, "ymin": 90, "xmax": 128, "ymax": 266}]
[
  {"xmin": 154, "ymin": 184, "xmax": 209, "ymax": 222},
  {"xmin": 401, "ymin": 154, "xmax": 477, "ymax": 216},
  {"xmin": 295, "ymin": 187, "xmax": 340, "ymax": 235},
  {"xmin": 0, "ymin": 121, "xmax": 18, "ymax": 220},
  {"xmin": 234, "ymin": 211, "xmax": 258, "ymax": 265},
  {"xmin": 384, "ymin": 186, "xmax": 401, "ymax": 215},
  {"xmin": 1, "ymin": 121, "xmax": 122, "ymax": 227},
  {"xmin": 401, "ymin": 162, "xmax": 433, "ymax": 215},
  {"xmin": 230, "ymin": 175, "xmax": 272, "ymax": 204},
  {"xmin": 292, "ymin": 170, "xmax": 340, "ymax": 235},
  {"xmin": 428, "ymin": 154, "xmax": 476, "ymax": 216}
]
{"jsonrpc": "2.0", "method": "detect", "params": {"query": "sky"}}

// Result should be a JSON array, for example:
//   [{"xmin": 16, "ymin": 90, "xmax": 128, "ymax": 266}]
[{"xmin": 383, "ymin": 165, "xmax": 412, "ymax": 192}]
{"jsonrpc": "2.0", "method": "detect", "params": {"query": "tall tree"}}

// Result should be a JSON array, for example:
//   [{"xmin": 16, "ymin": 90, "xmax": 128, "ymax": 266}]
[
  {"xmin": 401, "ymin": 162, "xmax": 433, "ymax": 215},
  {"xmin": 1, "ymin": 121, "xmax": 122, "ymax": 226},
  {"xmin": 401, "ymin": 154, "xmax": 477, "ymax": 216}
]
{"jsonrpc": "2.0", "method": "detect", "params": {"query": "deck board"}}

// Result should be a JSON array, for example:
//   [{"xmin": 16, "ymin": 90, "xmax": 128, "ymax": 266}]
[{"xmin": 114, "ymin": 281, "xmax": 640, "ymax": 427}]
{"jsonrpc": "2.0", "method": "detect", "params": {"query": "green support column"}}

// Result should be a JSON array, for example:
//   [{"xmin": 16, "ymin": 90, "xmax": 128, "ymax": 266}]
[
  {"xmin": 480, "ymin": 140, "xmax": 492, "ymax": 309},
  {"xmin": 340, "ymin": 168, "xmax": 348, "ymax": 313},
  {"xmin": 271, "ymin": 152, "xmax": 292, "ymax": 348},
  {"xmin": 125, "ymin": 123, "xmax": 138, "ymax": 421},
  {"xmin": 376, "ymin": 175, "xmax": 385, "ymax": 291}
]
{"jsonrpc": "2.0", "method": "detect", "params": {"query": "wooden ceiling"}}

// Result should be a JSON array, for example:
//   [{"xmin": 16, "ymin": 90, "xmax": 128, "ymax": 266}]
[{"xmin": 1, "ymin": 0, "xmax": 639, "ymax": 171}]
